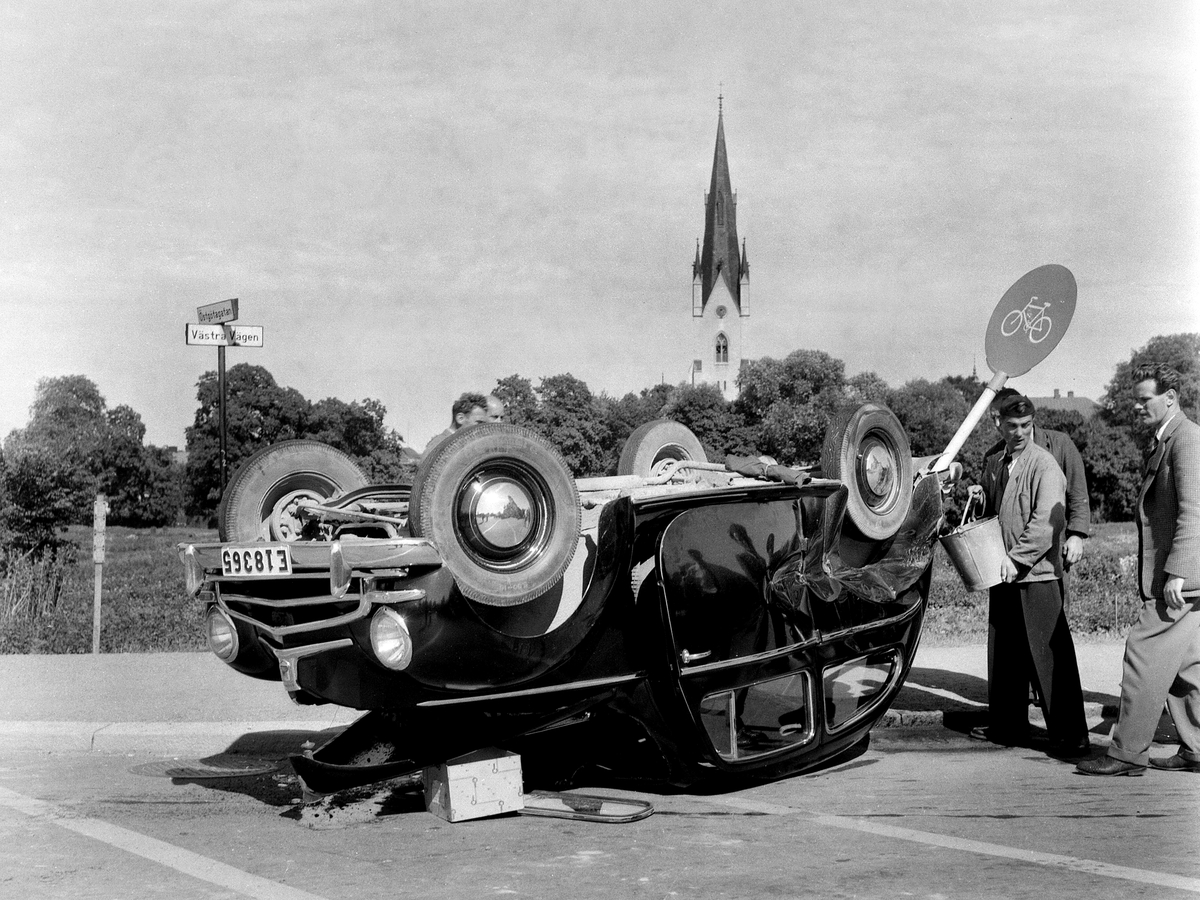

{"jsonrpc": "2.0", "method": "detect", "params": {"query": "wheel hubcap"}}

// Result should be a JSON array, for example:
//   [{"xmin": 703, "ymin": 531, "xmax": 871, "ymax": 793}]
[
  {"xmin": 858, "ymin": 437, "xmax": 898, "ymax": 511},
  {"xmin": 455, "ymin": 465, "xmax": 548, "ymax": 569},
  {"xmin": 464, "ymin": 477, "xmax": 535, "ymax": 550}
]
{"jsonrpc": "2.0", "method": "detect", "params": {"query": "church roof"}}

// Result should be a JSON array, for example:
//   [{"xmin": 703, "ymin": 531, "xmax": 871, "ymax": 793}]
[{"xmin": 698, "ymin": 106, "xmax": 746, "ymax": 313}]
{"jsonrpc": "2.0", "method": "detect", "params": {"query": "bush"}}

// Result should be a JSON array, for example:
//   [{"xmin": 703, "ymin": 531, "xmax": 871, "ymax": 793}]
[{"xmin": 0, "ymin": 544, "xmax": 77, "ymax": 649}]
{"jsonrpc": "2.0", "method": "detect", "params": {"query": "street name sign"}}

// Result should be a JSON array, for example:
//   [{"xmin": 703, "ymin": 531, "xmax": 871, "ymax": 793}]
[
  {"xmin": 196, "ymin": 298, "xmax": 239, "ymax": 325},
  {"xmin": 185, "ymin": 324, "xmax": 264, "ymax": 347}
]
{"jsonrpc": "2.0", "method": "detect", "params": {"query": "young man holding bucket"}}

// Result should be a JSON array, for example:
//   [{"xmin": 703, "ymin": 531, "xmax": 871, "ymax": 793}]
[
  {"xmin": 986, "ymin": 387, "xmax": 1091, "ymax": 583},
  {"xmin": 969, "ymin": 393, "xmax": 1090, "ymax": 757}
]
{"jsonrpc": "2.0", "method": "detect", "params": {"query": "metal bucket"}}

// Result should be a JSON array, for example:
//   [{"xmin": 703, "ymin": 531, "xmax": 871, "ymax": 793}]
[{"xmin": 939, "ymin": 498, "xmax": 1007, "ymax": 592}]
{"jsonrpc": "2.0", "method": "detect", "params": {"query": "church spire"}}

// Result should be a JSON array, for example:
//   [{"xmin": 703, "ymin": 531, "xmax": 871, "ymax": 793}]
[{"xmin": 699, "ymin": 100, "xmax": 742, "ymax": 313}]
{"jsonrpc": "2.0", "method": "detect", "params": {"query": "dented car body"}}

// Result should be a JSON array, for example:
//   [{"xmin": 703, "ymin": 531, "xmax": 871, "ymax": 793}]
[{"xmin": 180, "ymin": 408, "xmax": 949, "ymax": 794}]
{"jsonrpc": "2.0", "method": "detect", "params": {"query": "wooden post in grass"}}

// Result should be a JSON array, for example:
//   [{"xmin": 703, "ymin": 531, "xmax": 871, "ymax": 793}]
[{"xmin": 92, "ymin": 494, "xmax": 107, "ymax": 654}]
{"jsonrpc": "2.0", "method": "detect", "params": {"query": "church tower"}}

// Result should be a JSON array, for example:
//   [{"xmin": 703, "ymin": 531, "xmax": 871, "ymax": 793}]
[{"xmin": 690, "ymin": 98, "xmax": 748, "ymax": 401}]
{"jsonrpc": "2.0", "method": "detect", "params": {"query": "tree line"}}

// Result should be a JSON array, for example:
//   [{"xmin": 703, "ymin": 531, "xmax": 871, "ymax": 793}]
[{"xmin": 2, "ymin": 333, "xmax": 1196, "ymax": 557}]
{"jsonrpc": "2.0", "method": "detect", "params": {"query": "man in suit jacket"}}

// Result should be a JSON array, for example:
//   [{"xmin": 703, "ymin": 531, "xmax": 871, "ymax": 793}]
[
  {"xmin": 1078, "ymin": 364, "xmax": 1200, "ymax": 775},
  {"xmin": 971, "ymin": 394, "xmax": 1089, "ymax": 756}
]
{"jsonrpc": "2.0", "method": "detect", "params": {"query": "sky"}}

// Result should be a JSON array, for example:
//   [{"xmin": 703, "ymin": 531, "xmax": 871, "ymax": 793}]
[{"xmin": 2, "ymin": 1, "xmax": 1197, "ymax": 452}]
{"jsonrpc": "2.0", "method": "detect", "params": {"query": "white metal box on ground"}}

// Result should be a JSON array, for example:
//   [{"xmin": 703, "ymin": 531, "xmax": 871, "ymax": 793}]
[{"xmin": 422, "ymin": 748, "xmax": 524, "ymax": 822}]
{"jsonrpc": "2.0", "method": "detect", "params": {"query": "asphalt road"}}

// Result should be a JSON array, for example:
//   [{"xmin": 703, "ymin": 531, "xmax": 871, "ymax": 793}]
[
  {"xmin": 1, "ymin": 641, "xmax": 1195, "ymax": 898},
  {"xmin": 2, "ymin": 728, "xmax": 1198, "ymax": 900}
]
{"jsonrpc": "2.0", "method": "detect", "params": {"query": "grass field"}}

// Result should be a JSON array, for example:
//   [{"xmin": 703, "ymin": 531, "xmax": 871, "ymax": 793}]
[
  {"xmin": 0, "ymin": 526, "xmax": 212, "ymax": 654},
  {"xmin": 0, "ymin": 522, "xmax": 1142, "ymax": 654},
  {"xmin": 923, "ymin": 521, "xmax": 1141, "ymax": 646}
]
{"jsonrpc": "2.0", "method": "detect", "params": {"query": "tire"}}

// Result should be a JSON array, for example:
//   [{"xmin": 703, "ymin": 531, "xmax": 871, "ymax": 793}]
[
  {"xmin": 820, "ymin": 403, "xmax": 913, "ymax": 541},
  {"xmin": 617, "ymin": 419, "xmax": 708, "ymax": 477},
  {"xmin": 409, "ymin": 424, "xmax": 580, "ymax": 606},
  {"xmin": 218, "ymin": 440, "xmax": 369, "ymax": 542}
]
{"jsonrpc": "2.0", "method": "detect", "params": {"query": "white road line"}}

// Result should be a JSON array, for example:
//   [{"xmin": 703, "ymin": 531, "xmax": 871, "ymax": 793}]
[
  {"xmin": 710, "ymin": 796, "xmax": 1200, "ymax": 893},
  {"xmin": 902, "ymin": 681, "xmax": 987, "ymax": 707},
  {"xmin": 0, "ymin": 785, "xmax": 329, "ymax": 900}
]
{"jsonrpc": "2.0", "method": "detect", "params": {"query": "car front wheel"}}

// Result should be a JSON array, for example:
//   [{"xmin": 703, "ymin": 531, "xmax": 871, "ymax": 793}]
[
  {"xmin": 409, "ymin": 424, "xmax": 581, "ymax": 606},
  {"xmin": 820, "ymin": 403, "xmax": 913, "ymax": 540}
]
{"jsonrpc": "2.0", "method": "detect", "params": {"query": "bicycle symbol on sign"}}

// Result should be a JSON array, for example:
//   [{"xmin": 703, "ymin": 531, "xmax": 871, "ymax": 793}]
[{"xmin": 1000, "ymin": 295, "xmax": 1053, "ymax": 344}]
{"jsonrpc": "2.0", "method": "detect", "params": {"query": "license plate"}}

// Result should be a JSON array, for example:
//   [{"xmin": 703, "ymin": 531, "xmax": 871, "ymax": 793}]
[{"xmin": 221, "ymin": 544, "xmax": 293, "ymax": 577}]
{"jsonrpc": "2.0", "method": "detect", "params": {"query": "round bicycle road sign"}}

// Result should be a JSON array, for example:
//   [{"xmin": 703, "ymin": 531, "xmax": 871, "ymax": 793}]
[{"xmin": 984, "ymin": 264, "xmax": 1077, "ymax": 377}]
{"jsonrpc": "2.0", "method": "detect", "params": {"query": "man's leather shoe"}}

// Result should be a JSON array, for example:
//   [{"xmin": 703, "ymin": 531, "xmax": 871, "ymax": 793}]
[
  {"xmin": 1075, "ymin": 756, "xmax": 1146, "ymax": 776},
  {"xmin": 1148, "ymin": 754, "xmax": 1200, "ymax": 773}
]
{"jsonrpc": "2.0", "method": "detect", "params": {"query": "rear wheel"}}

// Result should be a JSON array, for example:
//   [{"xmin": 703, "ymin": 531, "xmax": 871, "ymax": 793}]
[
  {"xmin": 218, "ymin": 441, "xmax": 369, "ymax": 542},
  {"xmin": 617, "ymin": 419, "xmax": 707, "ymax": 477},
  {"xmin": 820, "ymin": 404, "xmax": 913, "ymax": 540},
  {"xmin": 409, "ymin": 424, "xmax": 580, "ymax": 606}
]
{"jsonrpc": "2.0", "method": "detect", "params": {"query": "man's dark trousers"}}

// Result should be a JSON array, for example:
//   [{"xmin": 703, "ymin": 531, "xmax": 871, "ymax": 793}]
[{"xmin": 987, "ymin": 579, "xmax": 1088, "ymax": 744}]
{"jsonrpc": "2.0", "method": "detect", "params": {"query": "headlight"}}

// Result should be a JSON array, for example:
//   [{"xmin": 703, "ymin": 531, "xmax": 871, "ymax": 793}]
[
  {"xmin": 369, "ymin": 608, "xmax": 413, "ymax": 671},
  {"xmin": 205, "ymin": 607, "xmax": 239, "ymax": 662}
]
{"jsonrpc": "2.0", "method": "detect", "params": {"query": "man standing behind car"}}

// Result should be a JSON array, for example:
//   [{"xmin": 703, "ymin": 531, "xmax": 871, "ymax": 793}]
[
  {"xmin": 985, "ymin": 388, "xmax": 1091, "ymax": 582},
  {"xmin": 1077, "ymin": 363, "xmax": 1200, "ymax": 776},
  {"xmin": 970, "ymin": 393, "xmax": 1090, "ymax": 757},
  {"xmin": 421, "ymin": 391, "xmax": 491, "ymax": 460}
]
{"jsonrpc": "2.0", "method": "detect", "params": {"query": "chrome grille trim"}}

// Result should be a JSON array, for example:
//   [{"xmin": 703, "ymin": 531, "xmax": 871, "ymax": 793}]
[{"xmin": 218, "ymin": 592, "xmax": 372, "ymax": 640}]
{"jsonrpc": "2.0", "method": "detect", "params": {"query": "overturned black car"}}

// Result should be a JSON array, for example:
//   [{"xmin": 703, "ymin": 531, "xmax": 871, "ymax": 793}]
[{"xmin": 179, "ymin": 405, "xmax": 953, "ymax": 794}]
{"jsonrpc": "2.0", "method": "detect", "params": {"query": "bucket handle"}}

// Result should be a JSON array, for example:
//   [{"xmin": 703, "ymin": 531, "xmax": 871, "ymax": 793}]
[{"xmin": 961, "ymin": 490, "xmax": 986, "ymax": 526}]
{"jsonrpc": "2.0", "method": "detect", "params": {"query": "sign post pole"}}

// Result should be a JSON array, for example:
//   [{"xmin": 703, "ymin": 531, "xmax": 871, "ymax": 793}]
[
  {"xmin": 186, "ymin": 300, "xmax": 264, "ymax": 495},
  {"xmin": 91, "ymin": 494, "xmax": 107, "ymax": 654},
  {"xmin": 218, "ymin": 342, "xmax": 227, "ymax": 492}
]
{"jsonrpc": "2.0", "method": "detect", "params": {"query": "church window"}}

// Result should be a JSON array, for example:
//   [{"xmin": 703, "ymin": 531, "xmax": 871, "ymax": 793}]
[{"xmin": 715, "ymin": 333, "xmax": 729, "ymax": 364}]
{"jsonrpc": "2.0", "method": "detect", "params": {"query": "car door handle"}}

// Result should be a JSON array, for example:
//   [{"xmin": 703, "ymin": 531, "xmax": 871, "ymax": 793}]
[{"xmin": 680, "ymin": 649, "xmax": 712, "ymax": 665}]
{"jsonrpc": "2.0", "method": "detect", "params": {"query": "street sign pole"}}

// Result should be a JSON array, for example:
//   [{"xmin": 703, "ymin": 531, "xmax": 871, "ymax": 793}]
[
  {"xmin": 218, "ymin": 342, "xmax": 227, "ymax": 492},
  {"xmin": 185, "ymin": 301, "xmax": 261, "ymax": 495}
]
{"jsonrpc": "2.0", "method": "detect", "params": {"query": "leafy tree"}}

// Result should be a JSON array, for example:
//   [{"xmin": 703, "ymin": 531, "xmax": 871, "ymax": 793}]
[
  {"xmin": 0, "ymin": 447, "xmax": 80, "ymax": 554},
  {"xmin": 528, "ymin": 374, "xmax": 610, "ymax": 477},
  {"xmin": 886, "ymin": 379, "xmax": 973, "ymax": 459},
  {"xmin": 185, "ymin": 364, "xmax": 310, "ymax": 516},
  {"xmin": 186, "ymin": 364, "xmax": 414, "ymax": 518},
  {"xmin": 309, "ymin": 397, "xmax": 412, "ymax": 483},
  {"xmin": 756, "ymin": 401, "xmax": 832, "ymax": 466},
  {"xmin": 846, "ymin": 371, "xmax": 891, "ymax": 405},
  {"xmin": 20, "ymin": 375, "xmax": 109, "ymax": 450},
  {"xmin": 887, "ymin": 377, "xmax": 993, "ymax": 523},
  {"xmin": 3, "ymin": 376, "xmax": 180, "ymax": 530},
  {"xmin": 1035, "ymin": 408, "xmax": 1086, "ymax": 442},
  {"xmin": 492, "ymin": 375, "xmax": 538, "ymax": 427},
  {"xmin": 942, "ymin": 373, "xmax": 984, "ymax": 406},
  {"xmin": 660, "ymin": 383, "xmax": 744, "ymax": 462},
  {"xmin": 100, "ymin": 405, "xmax": 182, "ymax": 527},
  {"xmin": 1075, "ymin": 417, "xmax": 1141, "ymax": 521},
  {"xmin": 4, "ymin": 376, "xmax": 107, "ymax": 517},
  {"xmin": 735, "ymin": 349, "xmax": 847, "ymax": 464},
  {"xmin": 604, "ymin": 384, "xmax": 673, "ymax": 439}
]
